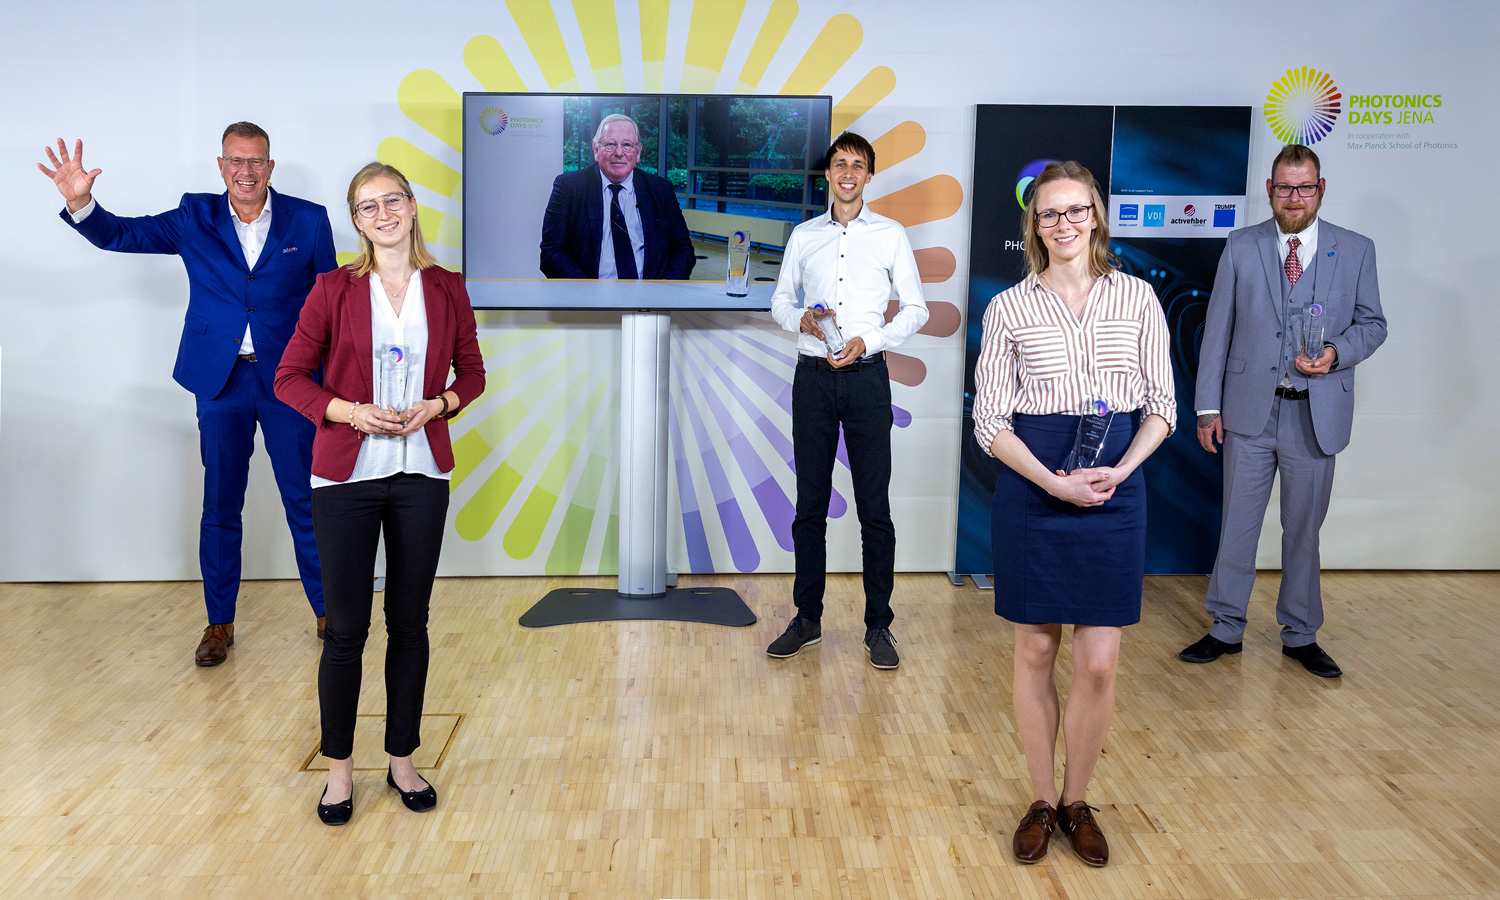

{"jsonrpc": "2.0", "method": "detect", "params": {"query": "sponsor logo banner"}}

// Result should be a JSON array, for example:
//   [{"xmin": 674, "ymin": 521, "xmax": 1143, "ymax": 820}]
[{"xmin": 1112, "ymin": 195, "xmax": 1242, "ymax": 238}]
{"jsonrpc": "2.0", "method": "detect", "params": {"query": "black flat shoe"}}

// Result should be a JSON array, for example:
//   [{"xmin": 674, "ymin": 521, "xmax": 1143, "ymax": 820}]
[
  {"xmin": 387, "ymin": 767, "xmax": 437, "ymax": 812},
  {"xmin": 1282, "ymin": 642, "xmax": 1342, "ymax": 678},
  {"xmin": 1178, "ymin": 633, "xmax": 1243, "ymax": 664},
  {"xmin": 317, "ymin": 784, "xmax": 353, "ymax": 826}
]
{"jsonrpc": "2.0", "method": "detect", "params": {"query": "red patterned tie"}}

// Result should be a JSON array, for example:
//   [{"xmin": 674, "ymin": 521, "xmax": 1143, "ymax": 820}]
[{"xmin": 1285, "ymin": 236, "xmax": 1303, "ymax": 286}]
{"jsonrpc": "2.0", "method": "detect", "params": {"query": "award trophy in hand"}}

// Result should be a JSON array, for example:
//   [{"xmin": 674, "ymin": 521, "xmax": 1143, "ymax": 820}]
[
  {"xmin": 1062, "ymin": 399, "xmax": 1114, "ymax": 472},
  {"xmin": 1299, "ymin": 302, "xmax": 1325, "ymax": 361},
  {"xmin": 810, "ymin": 303, "xmax": 847, "ymax": 355},
  {"xmin": 725, "ymin": 230, "xmax": 750, "ymax": 297},
  {"xmin": 375, "ymin": 344, "xmax": 410, "ymax": 428}
]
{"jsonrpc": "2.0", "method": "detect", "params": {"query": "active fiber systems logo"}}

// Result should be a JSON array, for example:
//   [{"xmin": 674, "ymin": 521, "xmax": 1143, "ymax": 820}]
[{"xmin": 478, "ymin": 106, "xmax": 509, "ymax": 136}]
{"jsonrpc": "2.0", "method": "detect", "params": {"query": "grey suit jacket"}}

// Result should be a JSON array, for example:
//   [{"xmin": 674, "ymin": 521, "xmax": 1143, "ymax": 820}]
[{"xmin": 1195, "ymin": 217, "xmax": 1387, "ymax": 455}]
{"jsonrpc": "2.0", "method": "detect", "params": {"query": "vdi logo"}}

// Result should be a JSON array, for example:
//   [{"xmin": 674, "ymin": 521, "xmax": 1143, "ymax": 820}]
[{"xmin": 1143, "ymin": 205, "xmax": 1166, "ymax": 227}]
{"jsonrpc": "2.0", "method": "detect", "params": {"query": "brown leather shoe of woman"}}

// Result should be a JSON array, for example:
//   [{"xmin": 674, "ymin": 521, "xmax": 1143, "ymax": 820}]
[
  {"xmin": 1057, "ymin": 801, "xmax": 1109, "ymax": 866},
  {"xmin": 1012, "ymin": 799, "xmax": 1057, "ymax": 863}
]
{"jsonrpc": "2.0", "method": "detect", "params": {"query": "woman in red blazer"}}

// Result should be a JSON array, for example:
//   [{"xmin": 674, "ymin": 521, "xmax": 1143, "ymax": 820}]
[{"xmin": 275, "ymin": 163, "xmax": 484, "ymax": 826}]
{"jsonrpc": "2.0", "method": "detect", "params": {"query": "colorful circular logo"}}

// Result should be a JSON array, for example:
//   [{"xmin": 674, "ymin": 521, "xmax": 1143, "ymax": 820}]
[
  {"xmin": 387, "ymin": 346, "xmax": 404, "ymax": 363},
  {"xmin": 1307, "ymin": 303, "xmax": 1322, "ymax": 317},
  {"xmin": 478, "ymin": 106, "xmax": 509, "ymax": 136},
  {"xmin": 1092, "ymin": 399, "xmax": 1110, "ymax": 417},
  {"xmin": 1184, "ymin": 204, "xmax": 1196, "ymax": 216},
  {"xmin": 732, "ymin": 230, "xmax": 747, "ymax": 245},
  {"xmin": 1015, "ymin": 158, "xmax": 1058, "ymax": 209},
  {"xmin": 1265, "ymin": 67, "xmax": 1342, "ymax": 145}
]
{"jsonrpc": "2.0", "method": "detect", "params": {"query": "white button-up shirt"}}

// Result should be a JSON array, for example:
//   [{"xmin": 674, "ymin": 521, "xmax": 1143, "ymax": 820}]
[{"xmin": 769, "ymin": 203, "xmax": 928, "ymax": 357}]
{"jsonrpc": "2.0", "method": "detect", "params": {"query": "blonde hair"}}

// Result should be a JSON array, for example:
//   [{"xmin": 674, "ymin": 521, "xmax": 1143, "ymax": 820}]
[
  {"xmin": 1020, "ymin": 160, "xmax": 1120, "ymax": 279},
  {"xmin": 344, "ymin": 162, "xmax": 437, "ymax": 277}
]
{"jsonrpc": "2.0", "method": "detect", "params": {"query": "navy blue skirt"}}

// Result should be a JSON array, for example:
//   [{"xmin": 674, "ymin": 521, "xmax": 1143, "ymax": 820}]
[{"xmin": 991, "ymin": 412, "xmax": 1146, "ymax": 627}]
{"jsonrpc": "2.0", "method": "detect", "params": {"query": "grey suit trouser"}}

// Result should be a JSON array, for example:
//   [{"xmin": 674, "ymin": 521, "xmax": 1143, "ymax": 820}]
[{"xmin": 1205, "ymin": 395, "xmax": 1336, "ymax": 647}]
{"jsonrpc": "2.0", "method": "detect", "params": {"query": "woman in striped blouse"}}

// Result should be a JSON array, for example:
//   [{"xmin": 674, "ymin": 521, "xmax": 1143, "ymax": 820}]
[{"xmin": 972, "ymin": 161, "xmax": 1176, "ymax": 867}]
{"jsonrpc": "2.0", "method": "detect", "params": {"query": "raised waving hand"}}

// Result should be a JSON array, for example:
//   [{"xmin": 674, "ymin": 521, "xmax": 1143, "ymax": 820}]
[{"xmin": 38, "ymin": 139, "xmax": 101, "ymax": 213}]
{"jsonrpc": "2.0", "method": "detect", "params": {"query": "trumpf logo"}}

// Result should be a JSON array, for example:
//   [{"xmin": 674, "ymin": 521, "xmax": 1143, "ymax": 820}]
[{"xmin": 478, "ymin": 106, "xmax": 509, "ymax": 136}]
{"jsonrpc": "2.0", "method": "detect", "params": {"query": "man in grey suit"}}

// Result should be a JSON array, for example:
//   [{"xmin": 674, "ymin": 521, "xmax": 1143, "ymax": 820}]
[{"xmin": 1179, "ymin": 144, "xmax": 1387, "ymax": 678}]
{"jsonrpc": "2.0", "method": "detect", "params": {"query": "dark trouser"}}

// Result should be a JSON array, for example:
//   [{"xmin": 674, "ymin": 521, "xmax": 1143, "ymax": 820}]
[
  {"xmin": 313, "ymin": 473, "xmax": 449, "ymax": 760},
  {"xmin": 196, "ymin": 355, "xmax": 323, "ymax": 623},
  {"xmin": 790, "ymin": 354, "xmax": 895, "ymax": 629}
]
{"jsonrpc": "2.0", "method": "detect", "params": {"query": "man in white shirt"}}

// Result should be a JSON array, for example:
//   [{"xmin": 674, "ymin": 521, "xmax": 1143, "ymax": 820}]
[
  {"xmin": 766, "ymin": 133, "xmax": 928, "ymax": 669},
  {"xmin": 1181, "ymin": 144, "xmax": 1387, "ymax": 678}
]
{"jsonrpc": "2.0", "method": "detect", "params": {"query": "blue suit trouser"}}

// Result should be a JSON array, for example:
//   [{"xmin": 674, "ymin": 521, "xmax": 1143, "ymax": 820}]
[{"xmin": 196, "ymin": 356, "xmax": 324, "ymax": 624}]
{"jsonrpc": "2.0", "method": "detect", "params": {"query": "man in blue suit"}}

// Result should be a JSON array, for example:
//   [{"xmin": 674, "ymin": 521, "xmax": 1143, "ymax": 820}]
[
  {"xmin": 539, "ymin": 113, "xmax": 695, "ymax": 280},
  {"xmin": 1179, "ymin": 144, "xmax": 1387, "ymax": 678},
  {"xmin": 39, "ymin": 123, "xmax": 337, "ymax": 666}
]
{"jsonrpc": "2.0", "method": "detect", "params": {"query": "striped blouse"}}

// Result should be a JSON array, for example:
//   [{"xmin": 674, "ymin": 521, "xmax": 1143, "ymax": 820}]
[{"xmin": 972, "ymin": 269, "xmax": 1176, "ymax": 456}]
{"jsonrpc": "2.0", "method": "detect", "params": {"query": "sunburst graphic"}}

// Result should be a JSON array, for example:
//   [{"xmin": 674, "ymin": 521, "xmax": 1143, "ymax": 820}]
[
  {"xmin": 477, "ymin": 106, "xmax": 509, "ymax": 135},
  {"xmin": 1265, "ymin": 66, "xmax": 1342, "ymax": 145},
  {"xmin": 376, "ymin": 0, "xmax": 964, "ymax": 574}
]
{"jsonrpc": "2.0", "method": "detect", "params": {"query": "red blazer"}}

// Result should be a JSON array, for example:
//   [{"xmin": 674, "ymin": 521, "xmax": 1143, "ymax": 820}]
[{"xmin": 275, "ymin": 265, "xmax": 486, "ymax": 482}]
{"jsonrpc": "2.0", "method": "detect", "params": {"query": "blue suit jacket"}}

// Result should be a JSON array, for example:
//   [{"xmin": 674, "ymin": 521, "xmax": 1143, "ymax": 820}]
[
  {"xmin": 1195, "ymin": 218, "xmax": 1387, "ymax": 455},
  {"xmin": 63, "ymin": 187, "xmax": 337, "ymax": 399},
  {"xmin": 539, "ymin": 165, "xmax": 695, "ymax": 280}
]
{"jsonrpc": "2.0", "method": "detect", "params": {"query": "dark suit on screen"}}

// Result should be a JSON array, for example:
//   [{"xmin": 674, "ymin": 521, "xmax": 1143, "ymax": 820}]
[
  {"xmin": 63, "ymin": 187, "xmax": 337, "ymax": 624},
  {"xmin": 538, "ymin": 165, "xmax": 695, "ymax": 279},
  {"xmin": 1195, "ymin": 217, "xmax": 1387, "ymax": 646}
]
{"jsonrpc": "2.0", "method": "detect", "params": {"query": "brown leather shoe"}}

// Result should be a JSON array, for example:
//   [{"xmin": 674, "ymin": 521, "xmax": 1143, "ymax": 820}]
[
  {"xmin": 316, "ymin": 616, "xmax": 326, "ymax": 640},
  {"xmin": 195, "ymin": 623, "xmax": 234, "ymax": 667},
  {"xmin": 1012, "ymin": 799, "xmax": 1058, "ymax": 863},
  {"xmin": 1057, "ymin": 800, "xmax": 1109, "ymax": 866}
]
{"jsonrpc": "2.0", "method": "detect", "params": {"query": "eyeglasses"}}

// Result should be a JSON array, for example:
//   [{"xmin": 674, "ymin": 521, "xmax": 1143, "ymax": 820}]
[
  {"xmin": 222, "ymin": 156, "xmax": 269, "ymax": 170},
  {"xmin": 1271, "ymin": 183, "xmax": 1320, "ymax": 198},
  {"xmin": 1035, "ymin": 205, "xmax": 1093, "ymax": 228},
  {"xmin": 597, "ymin": 141, "xmax": 640, "ymax": 154},
  {"xmin": 354, "ymin": 192, "xmax": 411, "ymax": 218}
]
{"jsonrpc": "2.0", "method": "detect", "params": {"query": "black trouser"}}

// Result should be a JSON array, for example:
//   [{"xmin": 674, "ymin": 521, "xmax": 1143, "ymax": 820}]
[
  {"xmin": 313, "ymin": 473, "xmax": 449, "ymax": 760},
  {"xmin": 790, "ymin": 354, "xmax": 896, "ymax": 629}
]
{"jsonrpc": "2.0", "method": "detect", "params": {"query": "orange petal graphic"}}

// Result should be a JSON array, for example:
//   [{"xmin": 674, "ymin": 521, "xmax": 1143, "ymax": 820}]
[
  {"xmin": 868, "ymin": 175, "xmax": 963, "ymax": 228},
  {"xmin": 913, "ymin": 247, "xmax": 955, "ymax": 283},
  {"xmin": 885, "ymin": 298, "xmax": 961, "ymax": 338},
  {"xmin": 870, "ymin": 121, "xmax": 925, "ymax": 171},
  {"xmin": 885, "ymin": 351, "xmax": 926, "ymax": 387}
]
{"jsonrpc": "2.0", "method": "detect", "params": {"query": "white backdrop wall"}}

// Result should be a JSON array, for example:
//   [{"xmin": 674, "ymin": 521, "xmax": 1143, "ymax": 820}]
[{"xmin": 1, "ymin": 0, "xmax": 1494, "ymax": 582}]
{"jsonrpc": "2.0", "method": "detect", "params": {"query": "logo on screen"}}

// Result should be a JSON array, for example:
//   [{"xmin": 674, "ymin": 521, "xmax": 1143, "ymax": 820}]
[
  {"xmin": 1144, "ymin": 205, "xmax": 1165, "ymax": 227},
  {"xmin": 1183, "ymin": 204, "xmax": 1196, "ymax": 216},
  {"xmin": 1265, "ymin": 67, "xmax": 1341, "ymax": 145},
  {"xmin": 478, "ymin": 106, "xmax": 509, "ymax": 136},
  {"xmin": 1015, "ymin": 159, "xmax": 1059, "ymax": 209},
  {"xmin": 1119, "ymin": 204, "xmax": 1139, "ymax": 223},
  {"xmin": 1213, "ymin": 204, "xmax": 1236, "ymax": 227}
]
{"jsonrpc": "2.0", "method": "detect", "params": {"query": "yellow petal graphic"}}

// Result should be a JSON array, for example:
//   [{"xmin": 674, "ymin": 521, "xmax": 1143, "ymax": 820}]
[
  {"xmin": 506, "ymin": 0, "xmax": 578, "ymax": 90},
  {"xmin": 682, "ymin": 0, "xmax": 748, "ymax": 93},
  {"xmin": 868, "ymin": 175, "xmax": 963, "ymax": 228},
  {"xmin": 397, "ymin": 70, "xmax": 462, "ymax": 152},
  {"xmin": 779, "ymin": 13, "xmax": 860, "ymax": 95},
  {"xmin": 870, "ymin": 121, "xmax": 925, "ymax": 171},
  {"xmin": 573, "ymin": 0, "xmax": 626, "ymax": 91},
  {"xmin": 415, "ymin": 203, "xmax": 459, "ymax": 250},
  {"xmin": 831, "ymin": 66, "xmax": 895, "ymax": 134},
  {"xmin": 735, "ymin": 0, "xmax": 798, "ymax": 93},
  {"xmin": 377, "ymin": 137, "xmax": 460, "ymax": 198},
  {"xmin": 463, "ymin": 35, "xmax": 527, "ymax": 92},
  {"xmin": 639, "ymin": 0, "xmax": 670, "ymax": 92}
]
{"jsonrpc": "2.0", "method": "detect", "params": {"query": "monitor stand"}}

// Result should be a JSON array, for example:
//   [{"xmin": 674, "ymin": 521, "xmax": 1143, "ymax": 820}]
[{"xmin": 519, "ymin": 312, "xmax": 757, "ymax": 628}]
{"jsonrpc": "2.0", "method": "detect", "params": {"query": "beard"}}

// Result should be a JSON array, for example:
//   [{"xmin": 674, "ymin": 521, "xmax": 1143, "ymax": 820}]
[{"xmin": 1273, "ymin": 204, "xmax": 1317, "ymax": 234}]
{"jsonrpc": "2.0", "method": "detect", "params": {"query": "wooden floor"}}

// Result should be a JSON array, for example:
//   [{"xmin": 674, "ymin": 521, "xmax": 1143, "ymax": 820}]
[{"xmin": 1, "ymin": 572, "xmax": 1497, "ymax": 899}]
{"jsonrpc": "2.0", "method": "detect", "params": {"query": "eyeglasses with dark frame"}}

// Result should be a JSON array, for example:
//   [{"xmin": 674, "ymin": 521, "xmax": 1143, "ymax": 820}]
[
  {"xmin": 354, "ymin": 192, "xmax": 412, "ymax": 219},
  {"xmin": 1271, "ymin": 182, "xmax": 1321, "ymax": 198},
  {"xmin": 1035, "ymin": 204, "xmax": 1093, "ymax": 228},
  {"xmin": 222, "ymin": 156, "xmax": 269, "ymax": 171},
  {"xmin": 596, "ymin": 141, "xmax": 640, "ymax": 154}
]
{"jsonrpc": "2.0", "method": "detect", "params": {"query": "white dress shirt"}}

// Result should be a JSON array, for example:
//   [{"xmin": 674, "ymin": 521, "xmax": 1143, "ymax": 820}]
[
  {"xmin": 769, "ymin": 203, "xmax": 928, "ymax": 357},
  {"xmin": 598, "ymin": 176, "xmax": 645, "ymax": 279},
  {"xmin": 312, "ymin": 274, "xmax": 446, "ymax": 488},
  {"xmin": 72, "ymin": 192, "xmax": 271, "ymax": 355}
]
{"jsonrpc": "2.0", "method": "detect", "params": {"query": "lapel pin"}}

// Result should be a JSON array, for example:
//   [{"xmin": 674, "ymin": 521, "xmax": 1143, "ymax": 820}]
[{"xmin": 1327, "ymin": 251, "xmax": 1335, "ymax": 256}]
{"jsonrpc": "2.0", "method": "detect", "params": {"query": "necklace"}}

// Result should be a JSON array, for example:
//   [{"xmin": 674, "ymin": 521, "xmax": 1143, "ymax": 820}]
[{"xmin": 380, "ymin": 271, "xmax": 413, "ymax": 305}]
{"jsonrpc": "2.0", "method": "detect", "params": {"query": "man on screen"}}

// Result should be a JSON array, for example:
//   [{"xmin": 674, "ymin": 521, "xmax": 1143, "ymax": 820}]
[
  {"xmin": 765, "ymin": 132, "xmax": 928, "ymax": 670},
  {"xmin": 37, "ymin": 124, "xmax": 336, "ymax": 667},
  {"xmin": 1179, "ymin": 143, "xmax": 1387, "ymax": 678},
  {"xmin": 539, "ymin": 113, "xmax": 695, "ymax": 280}
]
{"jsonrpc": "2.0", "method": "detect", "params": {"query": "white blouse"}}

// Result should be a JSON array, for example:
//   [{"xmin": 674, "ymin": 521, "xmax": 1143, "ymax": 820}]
[
  {"xmin": 311, "ymin": 275, "xmax": 448, "ymax": 488},
  {"xmin": 972, "ymin": 269, "xmax": 1177, "ymax": 456}
]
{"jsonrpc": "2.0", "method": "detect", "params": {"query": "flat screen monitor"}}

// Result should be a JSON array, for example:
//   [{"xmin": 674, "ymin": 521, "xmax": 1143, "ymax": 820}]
[{"xmin": 461, "ymin": 92, "xmax": 831, "ymax": 310}]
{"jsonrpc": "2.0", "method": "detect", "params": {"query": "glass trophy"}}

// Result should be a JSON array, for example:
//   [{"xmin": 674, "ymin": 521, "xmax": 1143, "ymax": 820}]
[
  {"xmin": 1062, "ymin": 399, "xmax": 1114, "ymax": 472},
  {"xmin": 375, "ymin": 343, "xmax": 410, "ymax": 424},
  {"xmin": 811, "ymin": 303, "xmax": 847, "ymax": 355},
  {"xmin": 1300, "ymin": 302, "xmax": 1325, "ymax": 360},
  {"xmin": 725, "ymin": 229, "xmax": 750, "ymax": 297}
]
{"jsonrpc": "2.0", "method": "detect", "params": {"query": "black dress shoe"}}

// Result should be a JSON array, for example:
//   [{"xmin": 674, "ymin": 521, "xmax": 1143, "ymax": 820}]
[
  {"xmin": 387, "ymin": 767, "xmax": 437, "ymax": 812},
  {"xmin": 317, "ymin": 784, "xmax": 353, "ymax": 826},
  {"xmin": 1178, "ymin": 633, "xmax": 1243, "ymax": 663},
  {"xmin": 1283, "ymin": 642, "xmax": 1342, "ymax": 678}
]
